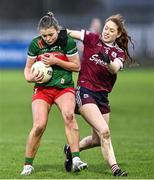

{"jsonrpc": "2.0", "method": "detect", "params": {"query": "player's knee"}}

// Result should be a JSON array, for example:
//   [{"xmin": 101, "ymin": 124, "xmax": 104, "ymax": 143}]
[
  {"xmin": 63, "ymin": 111, "xmax": 74, "ymax": 124},
  {"xmin": 33, "ymin": 125, "xmax": 46, "ymax": 136},
  {"xmin": 63, "ymin": 111, "xmax": 78, "ymax": 129},
  {"xmin": 100, "ymin": 128, "xmax": 110, "ymax": 140}
]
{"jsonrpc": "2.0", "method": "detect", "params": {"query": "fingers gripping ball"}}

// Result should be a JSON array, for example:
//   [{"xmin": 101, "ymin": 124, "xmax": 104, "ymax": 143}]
[
  {"xmin": 49, "ymin": 52, "xmax": 69, "ymax": 62},
  {"xmin": 31, "ymin": 61, "xmax": 53, "ymax": 83}
]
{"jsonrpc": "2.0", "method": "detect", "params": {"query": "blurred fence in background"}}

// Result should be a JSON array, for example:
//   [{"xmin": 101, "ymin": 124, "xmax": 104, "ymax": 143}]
[
  {"xmin": 0, "ymin": 0, "xmax": 154, "ymax": 69},
  {"xmin": 0, "ymin": 28, "xmax": 36, "ymax": 69}
]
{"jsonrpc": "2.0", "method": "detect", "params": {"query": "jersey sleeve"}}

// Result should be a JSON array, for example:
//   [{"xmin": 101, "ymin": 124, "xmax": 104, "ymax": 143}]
[
  {"xmin": 114, "ymin": 51, "xmax": 126, "ymax": 69},
  {"xmin": 64, "ymin": 35, "xmax": 78, "ymax": 56},
  {"xmin": 116, "ymin": 51, "xmax": 126, "ymax": 63},
  {"xmin": 27, "ymin": 39, "xmax": 38, "ymax": 58},
  {"xmin": 82, "ymin": 30, "xmax": 100, "ymax": 47}
]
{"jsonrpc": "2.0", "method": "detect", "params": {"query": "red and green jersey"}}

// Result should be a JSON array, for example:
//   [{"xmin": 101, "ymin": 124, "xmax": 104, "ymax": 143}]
[{"xmin": 27, "ymin": 34, "xmax": 78, "ymax": 88}]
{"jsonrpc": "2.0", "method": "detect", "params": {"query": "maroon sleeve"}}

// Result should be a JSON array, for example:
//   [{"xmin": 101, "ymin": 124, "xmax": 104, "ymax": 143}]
[
  {"xmin": 116, "ymin": 51, "xmax": 126, "ymax": 62},
  {"xmin": 83, "ymin": 31, "xmax": 100, "ymax": 47}
]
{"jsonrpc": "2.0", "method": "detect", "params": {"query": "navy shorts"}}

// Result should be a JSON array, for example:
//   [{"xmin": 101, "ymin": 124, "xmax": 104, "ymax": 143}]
[{"xmin": 75, "ymin": 86, "xmax": 111, "ymax": 114}]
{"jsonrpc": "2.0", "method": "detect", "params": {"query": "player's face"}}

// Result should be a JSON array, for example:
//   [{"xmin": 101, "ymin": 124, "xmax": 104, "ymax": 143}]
[
  {"xmin": 102, "ymin": 20, "xmax": 121, "ymax": 44},
  {"xmin": 40, "ymin": 27, "xmax": 59, "ymax": 45}
]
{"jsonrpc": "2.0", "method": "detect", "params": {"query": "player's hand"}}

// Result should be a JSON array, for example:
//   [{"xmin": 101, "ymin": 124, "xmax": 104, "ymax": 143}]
[
  {"xmin": 98, "ymin": 52, "xmax": 111, "ymax": 64},
  {"xmin": 30, "ymin": 69, "xmax": 44, "ymax": 82},
  {"xmin": 57, "ymin": 29, "xmax": 68, "ymax": 49},
  {"xmin": 41, "ymin": 53, "xmax": 57, "ymax": 66}
]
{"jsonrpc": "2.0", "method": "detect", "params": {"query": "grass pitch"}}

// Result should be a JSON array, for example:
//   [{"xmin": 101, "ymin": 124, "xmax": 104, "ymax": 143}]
[{"xmin": 0, "ymin": 68, "xmax": 154, "ymax": 179}]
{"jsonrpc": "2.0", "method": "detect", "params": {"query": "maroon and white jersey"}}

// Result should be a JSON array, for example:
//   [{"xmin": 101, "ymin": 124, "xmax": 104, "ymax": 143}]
[{"xmin": 77, "ymin": 30, "xmax": 126, "ymax": 92}]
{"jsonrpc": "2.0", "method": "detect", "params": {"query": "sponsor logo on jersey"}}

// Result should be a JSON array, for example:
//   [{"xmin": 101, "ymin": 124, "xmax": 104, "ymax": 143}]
[
  {"xmin": 89, "ymin": 54, "xmax": 106, "ymax": 66},
  {"xmin": 60, "ymin": 78, "xmax": 65, "ymax": 84},
  {"xmin": 49, "ymin": 46, "xmax": 61, "ymax": 51}
]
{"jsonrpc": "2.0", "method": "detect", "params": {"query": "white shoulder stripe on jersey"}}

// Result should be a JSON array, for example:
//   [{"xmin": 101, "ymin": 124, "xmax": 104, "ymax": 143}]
[
  {"xmin": 80, "ymin": 29, "xmax": 85, "ymax": 41},
  {"xmin": 27, "ymin": 55, "xmax": 37, "ymax": 59},
  {"xmin": 66, "ymin": 51, "xmax": 79, "ymax": 57}
]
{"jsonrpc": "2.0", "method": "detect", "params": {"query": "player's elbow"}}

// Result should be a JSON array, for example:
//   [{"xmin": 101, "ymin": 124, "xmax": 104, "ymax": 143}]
[
  {"xmin": 76, "ymin": 65, "xmax": 81, "ymax": 72},
  {"xmin": 74, "ymin": 64, "xmax": 81, "ymax": 72},
  {"xmin": 71, "ymin": 62, "xmax": 80, "ymax": 72}
]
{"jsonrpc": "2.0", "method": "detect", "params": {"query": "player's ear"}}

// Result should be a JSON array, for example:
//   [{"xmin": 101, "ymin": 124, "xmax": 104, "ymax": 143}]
[{"xmin": 117, "ymin": 32, "xmax": 121, "ymax": 38}]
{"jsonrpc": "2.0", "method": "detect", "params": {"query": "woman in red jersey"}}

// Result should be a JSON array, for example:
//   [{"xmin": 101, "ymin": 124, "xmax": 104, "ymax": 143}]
[
  {"xmin": 20, "ymin": 12, "xmax": 88, "ymax": 176},
  {"xmin": 66, "ymin": 14, "xmax": 134, "ymax": 177}
]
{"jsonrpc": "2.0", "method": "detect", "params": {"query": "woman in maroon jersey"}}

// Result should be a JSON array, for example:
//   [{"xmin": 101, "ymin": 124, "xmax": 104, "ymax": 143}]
[{"xmin": 66, "ymin": 14, "xmax": 134, "ymax": 176}]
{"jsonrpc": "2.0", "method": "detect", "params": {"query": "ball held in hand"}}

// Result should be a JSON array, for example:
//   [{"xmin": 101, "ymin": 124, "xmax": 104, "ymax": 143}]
[{"xmin": 31, "ymin": 61, "xmax": 53, "ymax": 83}]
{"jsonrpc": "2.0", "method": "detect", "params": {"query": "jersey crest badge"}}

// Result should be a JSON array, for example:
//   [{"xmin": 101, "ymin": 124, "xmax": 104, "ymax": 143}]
[{"xmin": 111, "ymin": 51, "xmax": 117, "ymax": 58}]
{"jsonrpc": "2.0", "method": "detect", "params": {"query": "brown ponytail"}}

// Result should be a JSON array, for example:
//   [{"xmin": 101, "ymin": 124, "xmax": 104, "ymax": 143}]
[
  {"xmin": 38, "ymin": 11, "xmax": 60, "ymax": 31},
  {"xmin": 106, "ymin": 14, "xmax": 134, "ymax": 63}
]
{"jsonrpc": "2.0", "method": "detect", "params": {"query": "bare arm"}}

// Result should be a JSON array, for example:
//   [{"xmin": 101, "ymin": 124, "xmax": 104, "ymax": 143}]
[
  {"xmin": 24, "ymin": 57, "xmax": 44, "ymax": 83},
  {"xmin": 41, "ymin": 53, "xmax": 81, "ymax": 72},
  {"xmin": 67, "ymin": 29, "xmax": 82, "ymax": 40},
  {"xmin": 107, "ymin": 59, "xmax": 123, "ymax": 74},
  {"xmin": 99, "ymin": 52, "xmax": 123, "ymax": 74}
]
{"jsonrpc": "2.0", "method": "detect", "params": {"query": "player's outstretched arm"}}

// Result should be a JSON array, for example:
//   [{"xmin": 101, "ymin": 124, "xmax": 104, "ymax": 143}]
[
  {"xmin": 67, "ymin": 29, "xmax": 82, "ymax": 40},
  {"xmin": 99, "ymin": 52, "xmax": 123, "ymax": 74}
]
